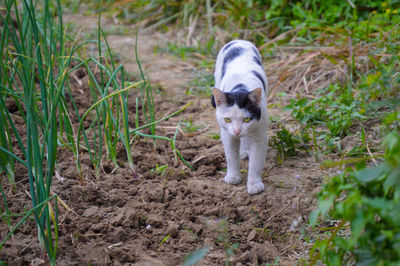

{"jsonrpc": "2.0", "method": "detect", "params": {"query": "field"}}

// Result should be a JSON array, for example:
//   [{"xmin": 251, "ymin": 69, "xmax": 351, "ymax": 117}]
[{"xmin": 0, "ymin": 1, "xmax": 399, "ymax": 265}]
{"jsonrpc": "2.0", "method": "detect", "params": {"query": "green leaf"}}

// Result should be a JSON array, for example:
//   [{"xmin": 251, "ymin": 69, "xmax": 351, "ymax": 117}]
[
  {"xmin": 365, "ymin": 71, "xmax": 382, "ymax": 86},
  {"xmin": 351, "ymin": 212, "xmax": 366, "ymax": 239},
  {"xmin": 183, "ymin": 246, "xmax": 210, "ymax": 266},
  {"xmin": 309, "ymin": 209, "xmax": 320, "ymax": 226},
  {"xmin": 384, "ymin": 169, "xmax": 400, "ymax": 195},
  {"xmin": 318, "ymin": 196, "xmax": 334, "ymax": 217},
  {"xmin": 160, "ymin": 234, "xmax": 170, "ymax": 245},
  {"xmin": 353, "ymin": 164, "xmax": 386, "ymax": 183}
]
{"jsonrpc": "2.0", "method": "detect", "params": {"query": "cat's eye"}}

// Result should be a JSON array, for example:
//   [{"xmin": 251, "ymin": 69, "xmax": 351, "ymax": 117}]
[
  {"xmin": 224, "ymin": 118, "xmax": 232, "ymax": 123},
  {"xmin": 243, "ymin": 117, "xmax": 252, "ymax": 123}
]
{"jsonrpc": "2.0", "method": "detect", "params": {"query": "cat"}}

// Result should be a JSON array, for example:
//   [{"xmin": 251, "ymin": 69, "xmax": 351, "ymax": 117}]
[{"xmin": 211, "ymin": 40, "xmax": 268, "ymax": 195}]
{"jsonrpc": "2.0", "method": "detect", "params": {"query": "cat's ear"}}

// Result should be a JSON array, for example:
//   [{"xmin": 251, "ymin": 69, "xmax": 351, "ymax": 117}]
[
  {"xmin": 247, "ymin": 88, "xmax": 262, "ymax": 106},
  {"xmin": 212, "ymin": 88, "xmax": 228, "ymax": 107}
]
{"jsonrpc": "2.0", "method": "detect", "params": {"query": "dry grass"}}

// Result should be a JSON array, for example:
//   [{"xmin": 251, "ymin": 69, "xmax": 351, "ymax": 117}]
[
  {"xmin": 261, "ymin": 26, "xmax": 398, "ymax": 101},
  {"xmin": 265, "ymin": 42, "xmax": 364, "ymax": 100}
]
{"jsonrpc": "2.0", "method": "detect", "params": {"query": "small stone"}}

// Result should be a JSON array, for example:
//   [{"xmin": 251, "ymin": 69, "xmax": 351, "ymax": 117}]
[
  {"xmin": 180, "ymin": 230, "xmax": 195, "ymax": 244},
  {"xmin": 204, "ymin": 237, "xmax": 215, "ymax": 248},
  {"xmin": 166, "ymin": 223, "xmax": 179, "ymax": 238},
  {"xmin": 250, "ymin": 242, "xmax": 279, "ymax": 263},
  {"xmin": 247, "ymin": 230, "xmax": 257, "ymax": 242},
  {"xmin": 82, "ymin": 206, "xmax": 99, "ymax": 218},
  {"xmin": 122, "ymin": 209, "xmax": 139, "ymax": 228},
  {"xmin": 197, "ymin": 165, "xmax": 216, "ymax": 176},
  {"xmin": 90, "ymin": 222, "xmax": 104, "ymax": 233},
  {"xmin": 111, "ymin": 210, "xmax": 126, "ymax": 226},
  {"xmin": 187, "ymin": 180, "xmax": 207, "ymax": 194},
  {"xmin": 147, "ymin": 214, "xmax": 163, "ymax": 228},
  {"xmin": 189, "ymin": 222, "xmax": 203, "ymax": 235},
  {"xmin": 204, "ymin": 207, "xmax": 219, "ymax": 216},
  {"xmin": 146, "ymin": 187, "xmax": 164, "ymax": 203}
]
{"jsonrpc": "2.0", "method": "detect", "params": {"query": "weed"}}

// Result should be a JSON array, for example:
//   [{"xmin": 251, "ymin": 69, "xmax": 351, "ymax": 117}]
[
  {"xmin": 269, "ymin": 125, "xmax": 310, "ymax": 163},
  {"xmin": 150, "ymin": 164, "xmax": 169, "ymax": 176},
  {"xmin": 210, "ymin": 133, "xmax": 220, "ymax": 140},
  {"xmin": 187, "ymin": 71, "xmax": 214, "ymax": 96},
  {"xmin": 310, "ymin": 131, "xmax": 400, "ymax": 264},
  {"xmin": 159, "ymin": 234, "xmax": 170, "ymax": 251},
  {"xmin": 182, "ymin": 117, "xmax": 200, "ymax": 133}
]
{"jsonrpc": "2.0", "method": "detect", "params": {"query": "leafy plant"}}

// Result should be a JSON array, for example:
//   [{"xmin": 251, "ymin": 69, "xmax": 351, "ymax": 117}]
[
  {"xmin": 310, "ymin": 131, "xmax": 400, "ymax": 265},
  {"xmin": 269, "ymin": 125, "xmax": 310, "ymax": 163},
  {"xmin": 150, "ymin": 164, "xmax": 169, "ymax": 176},
  {"xmin": 285, "ymin": 84, "xmax": 365, "ymax": 137},
  {"xmin": 182, "ymin": 117, "xmax": 200, "ymax": 133}
]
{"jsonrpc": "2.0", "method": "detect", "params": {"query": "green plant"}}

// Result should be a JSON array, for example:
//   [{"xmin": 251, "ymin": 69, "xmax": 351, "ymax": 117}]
[
  {"xmin": 150, "ymin": 164, "xmax": 169, "ymax": 176},
  {"xmin": 0, "ymin": 0, "xmax": 69, "ymax": 263},
  {"xmin": 212, "ymin": 219, "xmax": 240, "ymax": 265},
  {"xmin": 269, "ymin": 125, "xmax": 310, "ymax": 163},
  {"xmin": 310, "ymin": 130, "xmax": 400, "ymax": 265},
  {"xmin": 72, "ymin": 5, "xmax": 197, "ymax": 179},
  {"xmin": 70, "ymin": 3, "xmax": 142, "ymax": 179},
  {"xmin": 285, "ymin": 83, "xmax": 369, "ymax": 153},
  {"xmin": 286, "ymin": 84, "xmax": 365, "ymax": 135},
  {"xmin": 210, "ymin": 133, "xmax": 220, "ymax": 140},
  {"xmin": 157, "ymin": 42, "xmax": 210, "ymax": 61},
  {"xmin": 159, "ymin": 234, "xmax": 170, "ymax": 251},
  {"xmin": 182, "ymin": 117, "xmax": 201, "ymax": 133},
  {"xmin": 187, "ymin": 71, "xmax": 214, "ymax": 96}
]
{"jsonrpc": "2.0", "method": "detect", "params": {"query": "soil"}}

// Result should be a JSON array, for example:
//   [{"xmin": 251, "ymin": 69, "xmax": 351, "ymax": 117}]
[{"xmin": 0, "ymin": 14, "xmax": 331, "ymax": 265}]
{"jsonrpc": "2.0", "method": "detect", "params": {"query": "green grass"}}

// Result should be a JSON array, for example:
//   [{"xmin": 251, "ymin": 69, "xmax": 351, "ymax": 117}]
[
  {"xmin": 0, "ymin": 0, "xmax": 68, "ymax": 263},
  {"xmin": 0, "ymin": 0, "xmax": 193, "ymax": 263}
]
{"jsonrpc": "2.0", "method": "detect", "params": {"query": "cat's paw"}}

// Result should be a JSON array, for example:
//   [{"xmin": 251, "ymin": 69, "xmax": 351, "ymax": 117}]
[
  {"xmin": 247, "ymin": 182, "xmax": 264, "ymax": 195},
  {"xmin": 224, "ymin": 174, "xmax": 241, "ymax": 185}
]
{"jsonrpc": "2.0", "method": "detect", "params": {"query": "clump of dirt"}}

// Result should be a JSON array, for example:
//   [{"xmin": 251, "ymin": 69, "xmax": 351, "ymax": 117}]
[{"xmin": 0, "ymin": 14, "xmax": 325, "ymax": 265}]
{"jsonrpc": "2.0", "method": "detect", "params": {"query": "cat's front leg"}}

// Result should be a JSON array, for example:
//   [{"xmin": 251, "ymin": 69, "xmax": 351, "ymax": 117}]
[
  {"xmin": 221, "ymin": 130, "xmax": 241, "ymax": 185},
  {"xmin": 239, "ymin": 136, "xmax": 250, "ymax": 159},
  {"xmin": 247, "ymin": 135, "xmax": 267, "ymax": 194}
]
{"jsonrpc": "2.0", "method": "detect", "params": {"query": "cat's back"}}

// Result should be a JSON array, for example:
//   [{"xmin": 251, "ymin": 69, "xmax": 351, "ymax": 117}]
[
  {"xmin": 214, "ymin": 40, "xmax": 266, "ymax": 93},
  {"xmin": 218, "ymin": 40, "xmax": 260, "ymax": 59}
]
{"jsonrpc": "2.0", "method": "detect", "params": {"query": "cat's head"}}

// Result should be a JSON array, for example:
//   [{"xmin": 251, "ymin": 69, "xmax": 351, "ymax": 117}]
[{"xmin": 212, "ymin": 86, "xmax": 262, "ymax": 137}]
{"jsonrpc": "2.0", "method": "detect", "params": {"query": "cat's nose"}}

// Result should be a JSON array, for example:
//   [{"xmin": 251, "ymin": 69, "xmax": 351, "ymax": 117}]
[{"xmin": 234, "ymin": 129, "xmax": 241, "ymax": 136}]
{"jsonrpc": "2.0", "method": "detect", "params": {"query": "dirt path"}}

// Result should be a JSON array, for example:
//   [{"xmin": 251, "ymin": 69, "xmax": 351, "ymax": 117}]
[{"xmin": 0, "ymin": 14, "xmax": 324, "ymax": 265}]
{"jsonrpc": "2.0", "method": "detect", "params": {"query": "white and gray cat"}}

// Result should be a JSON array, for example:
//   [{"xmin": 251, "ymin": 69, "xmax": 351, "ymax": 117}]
[{"xmin": 212, "ymin": 40, "xmax": 268, "ymax": 195}]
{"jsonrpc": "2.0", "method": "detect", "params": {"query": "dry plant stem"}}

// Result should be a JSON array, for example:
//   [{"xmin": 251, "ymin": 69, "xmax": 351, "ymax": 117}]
[
  {"xmin": 266, "ymin": 202, "xmax": 291, "ymax": 223},
  {"xmin": 366, "ymin": 143, "xmax": 378, "ymax": 166},
  {"xmin": 258, "ymin": 28, "xmax": 300, "ymax": 51}
]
